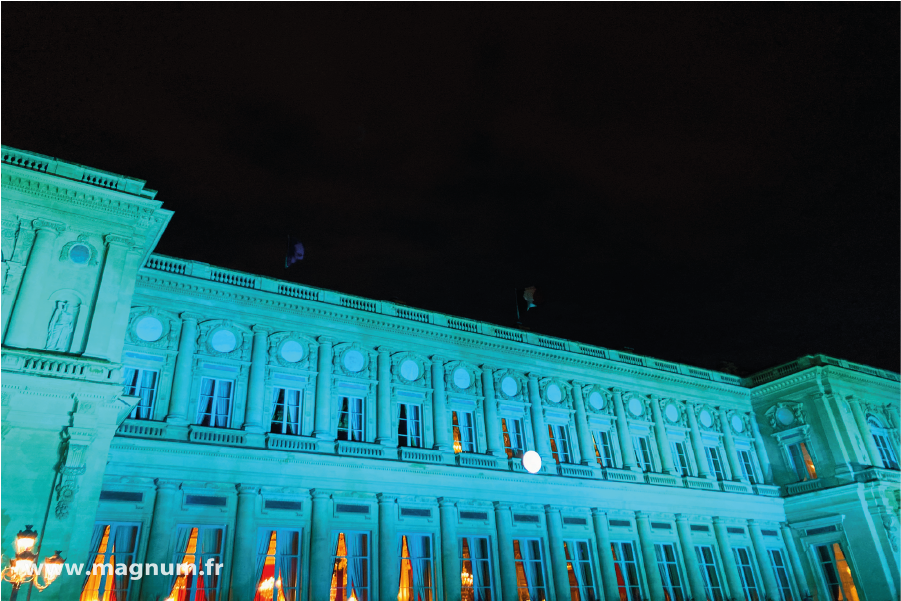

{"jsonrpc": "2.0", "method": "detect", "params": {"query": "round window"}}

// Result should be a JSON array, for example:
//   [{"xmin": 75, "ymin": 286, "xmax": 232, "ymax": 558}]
[
  {"xmin": 588, "ymin": 391, "xmax": 604, "ymax": 410},
  {"xmin": 135, "ymin": 315, "xmax": 163, "ymax": 342},
  {"xmin": 699, "ymin": 410, "xmax": 714, "ymax": 428},
  {"xmin": 731, "ymin": 415, "xmax": 744, "ymax": 433},
  {"xmin": 280, "ymin": 340, "xmax": 305, "ymax": 363},
  {"xmin": 501, "ymin": 376, "xmax": 518, "ymax": 397},
  {"xmin": 343, "ymin": 349, "xmax": 365, "ymax": 372},
  {"xmin": 400, "ymin": 359, "xmax": 420, "ymax": 381},
  {"xmin": 628, "ymin": 397, "xmax": 643, "ymax": 416},
  {"xmin": 547, "ymin": 383, "xmax": 562, "ymax": 403},
  {"xmin": 775, "ymin": 407, "xmax": 795, "ymax": 426},
  {"xmin": 211, "ymin": 329, "xmax": 237, "ymax": 353},
  {"xmin": 453, "ymin": 368, "xmax": 471, "ymax": 389},
  {"xmin": 665, "ymin": 404, "xmax": 680, "ymax": 423},
  {"xmin": 69, "ymin": 244, "xmax": 90, "ymax": 264}
]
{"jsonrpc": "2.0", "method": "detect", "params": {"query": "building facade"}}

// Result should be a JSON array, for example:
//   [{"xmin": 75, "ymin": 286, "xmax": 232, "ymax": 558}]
[{"xmin": 1, "ymin": 145, "xmax": 898, "ymax": 601}]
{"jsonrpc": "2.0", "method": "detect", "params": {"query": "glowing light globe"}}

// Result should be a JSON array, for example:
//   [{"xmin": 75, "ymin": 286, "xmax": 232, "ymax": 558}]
[{"xmin": 522, "ymin": 450, "xmax": 542, "ymax": 474}]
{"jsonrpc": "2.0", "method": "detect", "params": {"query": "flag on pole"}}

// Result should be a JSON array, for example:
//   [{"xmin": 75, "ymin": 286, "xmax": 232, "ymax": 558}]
[
  {"xmin": 515, "ymin": 286, "xmax": 542, "ymax": 324},
  {"xmin": 285, "ymin": 235, "xmax": 305, "ymax": 268}
]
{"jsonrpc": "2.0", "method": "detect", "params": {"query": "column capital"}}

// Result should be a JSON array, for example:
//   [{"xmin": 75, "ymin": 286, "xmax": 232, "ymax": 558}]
[
  {"xmin": 493, "ymin": 501, "xmax": 515, "ymax": 511},
  {"xmin": 377, "ymin": 493, "xmax": 396, "ymax": 504},
  {"xmin": 649, "ymin": 394, "xmax": 661, "ymax": 402},
  {"xmin": 236, "ymin": 484, "xmax": 260, "ymax": 496},
  {"xmin": 377, "ymin": 345, "xmax": 393, "ymax": 355},
  {"xmin": 252, "ymin": 325, "xmax": 272, "ymax": 335},
  {"xmin": 674, "ymin": 513, "xmax": 690, "ymax": 523},
  {"xmin": 570, "ymin": 380, "xmax": 585, "ymax": 390},
  {"xmin": 590, "ymin": 508, "xmax": 608, "ymax": 517},
  {"xmin": 104, "ymin": 234, "xmax": 134, "ymax": 247},
  {"xmin": 480, "ymin": 364, "xmax": 495, "ymax": 373},
  {"xmin": 310, "ymin": 488, "xmax": 332, "ymax": 499},
  {"xmin": 180, "ymin": 311, "xmax": 203, "ymax": 322},
  {"xmin": 32, "ymin": 218, "xmax": 65, "ymax": 234},
  {"xmin": 430, "ymin": 354, "xmax": 447, "ymax": 364},
  {"xmin": 437, "ymin": 497, "xmax": 459, "ymax": 508},
  {"xmin": 318, "ymin": 335, "xmax": 334, "ymax": 345},
  {"xmin": 155, "ymin": 478, "xmax": 181, "ymax": 490},
  {"xmin": 543, "ymin": 504, "xmax": 564, "ymax": 515},
  {"xmin": 634, "ymin": 511, "xmax": 652, "ymax": 521},
  {"xmin": 610, "ymin": 387, "xmax": 624, "ymax": 396},
  {"xmin": 527, "ymin": 372, "xmax": 541, "ymax": 381}
]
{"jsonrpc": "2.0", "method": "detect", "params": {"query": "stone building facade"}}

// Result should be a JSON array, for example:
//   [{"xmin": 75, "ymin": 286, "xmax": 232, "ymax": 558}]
[{"xmin": 1, "ymin": 145, "xmax": 898, "ymax": 601}]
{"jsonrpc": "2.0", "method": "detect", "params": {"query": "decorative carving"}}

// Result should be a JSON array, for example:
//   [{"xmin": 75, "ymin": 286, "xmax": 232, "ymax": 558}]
[
  {"xmin": 582, "ymin": 385, "xmax": 612, "ymax": 415},
  {"xmin": 765, "ymin": 402, "xmax": 808, "ymax": 431},
  {"xmin": 623, "ymin": 392, "xmax": 651, "ymax": 421},
  {"xmin": 104, "ymin": 234, "xmax": 135, "ymax": 247},
  {"xmin": 443, "ymin": 360, "xmax": 483, "ymax": 396},
  {"xmin": 539, "ymin": 377, "xmax": 572, "ymax": 408},
  {"xmin": 332, "ymin": 342, "xmax": 376, "ymax": 379},
  {"xmin": 46, "ymin": 300, "xmax": 77, "ymax": 352},
  {"xmin": 493, "ymin": 369, "xmax": 527, "ymax": 401},
  {"xmin": 58, "ymin": 234, "xmax": 99, "ymax": 266},
  {"xmin": 882, "ymin": 512, "xmax": 899, "ymax": 553},
  {"xmin": 661, "ymin": 399, "xmax": 687, "ymax": 427},
  {"xmin": 197, "ymin": 319, "xmax": 252, "ymax": 361},
  {"xmin": 391, "ymin": 351, "xmax": 430, "ymax": 387},
  {"xmin": 55, "ymin": 442, "xmax": 89, "ymax": 519},
  {"xmin": 125, "ymin": 306, "xmax": 181, "ymax": 349},
  {"xmin": 694, "ymin": 403, "xmax": 720, "ymax": 432},
  {"xmin": 32, "ymin": 218, "xmax": 66, "ymax": 233},
  {"xmin": 10, "ymin": 221, "xmax": 35, "ymax": 263},
  {"xmin": 268, "ymin": 331, "xmax": 318, "ymax": 370}
]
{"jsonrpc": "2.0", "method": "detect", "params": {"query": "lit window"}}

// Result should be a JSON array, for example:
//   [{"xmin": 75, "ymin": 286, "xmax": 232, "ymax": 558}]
[
  {"xmin": 123, "ymin": 367, "xmax": 159, "ymax": 420},
  {"xmin": 786, "ymin": 442, "xmax": 817, "ymax": 481},
  {"xmin": 548, "ymin": 424, "xmax": 572, "ymax": 463},
  {"xmin": 768, "ymin": 548, "xmax": 795, "ymax": 601},
  {"xmin": 168, "ymin": 526, "xmax": 224, "ymax": 601},
  {"xmin": 452, "ymin": 411, "xmax": 475, "ymax": 454},
  {"xmin": 398, "ymin": 403, "xmax": 423, "ymax": 448},
  {"xmin": 632, "ymin": 435, "xmax": 654, "ymax": 472},
  {"xmin": 254, "ymin": 529, "xmax": 301, "ymax": 601},
  {"xmin": 610, "ymin": 541, "xmax": 642, "ymax": 600},
  {"xmin": 459, "ymin": 536, "xmax": 492, "ymax": 601},
  {"xmin": 513, "ymin": 539, "xmax": 547, "ymax": 601},
  {"xmin": 705, "ymin": 446, "xmax": 725, "ymax": 480},
  {"xmin": 654, "ymin": 543, "xmax": 686, "ymax": 601},
  {"xmin": 868, "ymin": 417, "xmax": 899, "ymax": 469},
  {"xmin": 337, "ymin": 397, "xmax": 364, "ymax": 442},
  {"xmin": 815, "ymin": 542, "xmax": 859, "ymax": 601},
  {"xmin": 695, "ymin": 545, "xmax": 725, "ymax": 601},
  {"xmin": 398, "ymin": 534, "xmax": 433, "ymax": 601},
  {"xmin": 197, "ymin": 378, "xmax": 234, "ymax": 428},
  {"xmin": 733, "ymin": 546, "xmax": 761, "ymax": 601},
  {"xmin": 80, "ymin": 523, "xmax": 141, "ymax": 601},
  {"xmin": 501, "ymin": 418, "xmax": 525, "ymax": 459},
  {"xmin": 330, "ymin": 532, "xmax": 370, "ymax": 601},
  {"xmin": 563, "ymin": 540, "xmax": 598, "ymax": 600},
  {"xmin": 671, "ymin": 441, "xmax": 691, "ymax": 477},
  {"xmin": 270, "ymin": 388, "xmax": 302, "ymax": 435},
  {"xmin": 738, "ymin": 450, "xmax": 758, "ymax": 484},
  {"xmin": 592, "ymin": 430, "xmax": 615, "ymax": 467}
]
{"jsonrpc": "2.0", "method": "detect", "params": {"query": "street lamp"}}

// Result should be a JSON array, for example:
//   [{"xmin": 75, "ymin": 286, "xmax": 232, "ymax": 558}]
[{"xmin": 1, "ymin": 525, "xmax": 65, "ymax": 600}]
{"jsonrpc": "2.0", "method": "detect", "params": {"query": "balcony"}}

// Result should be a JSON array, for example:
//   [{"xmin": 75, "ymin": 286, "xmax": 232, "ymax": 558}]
[
  {"xmin": 455, "ymin": 454, "xmax": 499, "ymax": 469},
  {"xmin": 189, "ymin": 425, "xmax": 249, "ymax": 446},
  {"xmin": 855, "ymin": 467, "xmax": 900, "ymax": 484},
  {"xmin": 645, "ymin": 473, "xmax": 682, "ymax": 487},
  {"xmin": 266, "ymin": 433, "xmax": 318, "ymax": 452},
  {"xmin": 118, "ymin": 419, "xmax": 168, "ymax": 439},
  {"xmin": 720, "ymin": 480, "xmax": 753, "ymax": 494},
  {"xmin": 336, "ymin": 440, "xmax": 386, "ymax": 458},
  {"xmin": 784, "ymin": 479, "xmax": 823, "ymax": 496},
  {"xmin": 398, "ymin": 447, "xmax": 446, "ymax": 464}
]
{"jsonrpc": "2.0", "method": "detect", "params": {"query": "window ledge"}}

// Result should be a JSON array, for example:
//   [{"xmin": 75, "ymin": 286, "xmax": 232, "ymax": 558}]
[
  {"xmin": 266, "ymin": 433, "xmax": 318, "ymax": 452},
  {"xmin": 336, "ymin": 440, "xmax": 386, "ymax": 459}
]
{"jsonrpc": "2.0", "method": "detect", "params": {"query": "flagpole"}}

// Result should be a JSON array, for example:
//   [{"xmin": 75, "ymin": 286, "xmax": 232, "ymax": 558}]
[{"xmin": 514, "ymin": 288, "xmax": 522, "ymax": 326}]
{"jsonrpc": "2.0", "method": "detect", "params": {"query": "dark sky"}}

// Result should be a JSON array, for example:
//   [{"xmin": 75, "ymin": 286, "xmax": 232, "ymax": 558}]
[{"xmin": 4, "ymin": 4, "xmax": 898, "ymax": 374}]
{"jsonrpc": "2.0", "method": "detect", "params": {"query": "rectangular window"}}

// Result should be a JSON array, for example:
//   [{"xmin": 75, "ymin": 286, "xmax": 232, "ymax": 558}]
[
  {"xmin": 254, "ymin": 529, "xmax": 301, "ymax": 601},
  {"xmin": 610, "ymin": 541, "xmax": 642, "ymax": 601},
  {"xmin": 398, "ymin": 533, "xmax": 433, "ymax": 601},
  {"xmin": 654, "ymin": 543, "xmax": 686, "ymax": 601},
  {"xmin": 513, "ymin": 539, "xmax": 547, "ymax": 601},
  {"xmin": 459, "ymin": 536, "xmax": 492, "ymax": 601},
  {"xmin": 270, "ymin": 388, "xmax": 302, "ymax": 435},
  {"xmin": 337, "ymin": 396, "xmax": 364, "ymax": 442},
  {"xmin": 705, "ymin": 446, "xmax": 725, "ymax": 480},
  {"xmin": 786, "ymin": 442, "xmax": 817, "ymax": 481},
  {"xmin": 592, "ymin": 430, "xmax": 615, "ymax": 467},
  {"xmin": 695, "ymin": 545, "xmax": 725, "ymax": 601},
  {"xmin": 80, "ymin": 523, "xmax": 141, "ymax": 601},
  {"xmin": 871, "ymin": 430, "xmax": 899, "ymax": 469},
  {"xmin": 815, "ymin": 543, "xmax": 859, "ymax": 601},
  {"xmin": 632, "ymin": 435, "xmax": 653, "ymax": 472},
  {"xmin": 563, "ymin": 539, "xmax": 598, "ymax": 601},
  {"xmin": 331, "ymin": 531, "xmax": 370, "ymax": 601},
  {"xmin": 123, "ymin": 366, "xmax": 159, "ymax": 420},
  {"xmin": 452, "ymin": 410, "xmax": 475, "ymax": 454},
  {"xmin": 768, "ymin": 548, "xmax": 794, "ymax": 601},
  {"xmin": 197, "ymin": 377, "xmax": 233, "ymax": 428},
  {"xmin": 733, "ymin": 546, "xmax": 761, "ymax": 601},
  {"xmin": 397, "ymin": 403, "xmax": 422, "ymax": 448},
  {"xmin": 738, "ymin": 450, "xmax": 758, "ymax": 484},
  {"xmin": 501, "ymin": 418, "xmax": 525, "ymax": 459},
  {"xmin": 548, "ymin": 424, "xmax": 572, "ymax": 463},
  {"xmin": 168, "ymin": 525, "xmax": 225, "ymax": 601},
  {"xmin": 672, "ymin": 441, "xmax": 691, "ymax": 477}
]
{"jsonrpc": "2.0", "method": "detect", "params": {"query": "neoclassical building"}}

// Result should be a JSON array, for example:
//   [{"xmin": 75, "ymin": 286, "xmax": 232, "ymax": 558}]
[{"xmin": 1, "ymin": 145, "xmax": 898, "ymax": 601}]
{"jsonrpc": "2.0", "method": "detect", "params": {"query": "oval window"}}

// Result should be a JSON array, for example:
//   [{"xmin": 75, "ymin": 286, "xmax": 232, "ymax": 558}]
[
  {"xmin": 400, "ymin": 359, "xmax": 420, "ymax": 381},
  {"xmin": 731, "ymin": 415, "xmax": 744, "ymax": 433},
  {"xmin": 547, "ymin": 383, "xmax": 562, "ymax": 403},
  {"xmin": 343, "ymin": 349, "xmax": 365, "ymax": 372},
  {"xmin": 665, "ymin": 404, "xmax": 680, "ymax": 423},
  {"xmin": 280, "ymin": 340, "xmax": 304, "ymax": 363},
  {"xmin": 453, "ymin": 368, "xmax": 471, "ymax": 389},
  {"xmin": 69, "ymin": 244, "xmax": 91, "ymax": 264},
  {"xmin": 211, "ymin": 329, "xmax": 237, "ymax": 353},
  {"xmin": 699, "ymin": 410, "xmax": 714, "ymax": 428},
  {"xmin": 588, "ymin": 391, "xmax": 604, "ymax": 410},
  {"xmin": 628, "ymin": 397, "xmax": 643, "ymax": 416},
  {"xmin": 135, "ymin": 315, "xmax": 163, "ymax": 342},
  {"xmin": 501, "ymin": 376, "xmax": 518, "ymax": 397}
]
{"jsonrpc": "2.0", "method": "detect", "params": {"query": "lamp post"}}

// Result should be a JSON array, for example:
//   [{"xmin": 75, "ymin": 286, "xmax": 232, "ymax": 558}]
[{"xmin": 1, "ymin": 525, "xmax": 65, "ymax": 600}]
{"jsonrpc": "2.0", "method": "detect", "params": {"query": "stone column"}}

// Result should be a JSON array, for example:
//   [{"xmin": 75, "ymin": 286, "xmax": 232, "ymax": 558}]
[
  {"xmin": 376, "ymin": 347, "xmax": 394, "ymax": 446},
  {"xmin": 166, "ymin": 314, "xmax": 200, "ymax": 425},
  {"xmin": 432, "ymin": 356, "xmax": 453, "ymax": 452},
  {"xmin": 439, "ymin": 498, "xmax": 461, "ymax": 601},
  {"xmin": 527, "ymin": 374, "xmax": 552, "ymax": 461},
  {"xmin": 482, "ymin": 367, "xmax": 506, "ymax": 458},
  {"xmin": 781, "ymin": 524, "xmax": 812, "ymax": 599},
  {"xmin": 313, "ymin": 337, "xmax": 334, "ymax": 440},
  {"xmin": 675, "ymin": 514, "xmax": 708, "ymax": 601},
  {"xmin": 83, "ymin": 235, "xmax": 132, "ymax": 358},
  {"xmin": 849, "ymin": 398, "xmax": 884, "ymax": 467},
  {"xmin": 572, "ymin": 382, "xmax": 599, "ymax": 468},
  {"xmin": 544, "ymin": 506, "xmax": 570, "ymax": 601},
  {"xmin": 140, "ymin": 480, "xmax": 180, "ymax": 601},
  {"xmin": 749, "ymin": 414, "xmax": 773, "ymax": 484},
  {"xmin": 378, "ymin": 494, "xmax": 398, "ymax": 601},
  {"xmin": 231, "ymin": 485, "xmax": 259, "ymax": 599},
  {"xmin": 748, "ymin": 520, "xmax": 780, "ymax": 600},
  {"xmin": 591, "ymin": 509, "xmax": 621, "ymax": 601},
  {"xmin": 713, "ymin": 518, "xmax": 745, "ymax": 601},
  {"xmin": 687, "ymin": 403, "xmax": 712, "ymax": 478},
  {"xmin": 651, "ymin": 396, "xmax": 676, "ymax": 474},
  {"xmin": 720, "ymin": 408, "xmax": 745, "ymax": 481},
  {"xmin": 243, "ymin": 326, "xmax": 270, "ymax": 433},
  {"xmin": 5, "ymin": 219, "xmax": 64, "ymax": 348},
  {"xmin": 309, "ymin": 490, "xmax": 333, "ymax": 601},
  {"xmin": 635, "ymin": 512, "xmax": 664, "ymax": 599},
  {"xmin": 493, "ymin": 502, "xmax": 518, "ymax": 601},
  {"xmin": 612, "ymin": 389, "xmax": 637, "ymax": 470}
]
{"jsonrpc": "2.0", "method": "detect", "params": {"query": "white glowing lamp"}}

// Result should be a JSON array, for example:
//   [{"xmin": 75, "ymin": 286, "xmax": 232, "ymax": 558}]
[
  {"xmin": 14, "ymin": 555, "xmax": 35, "ymax": 579},
  {"xmin": 522, "ymin": 450, "xmax": 542, "ymax": 474},
  {"xmin": 42, "ymin": 551, "xmax": 65, "ymax": 584},
  {"xmin": 15, "ymin": 526, "xmax": 38, "ymax": 555}
]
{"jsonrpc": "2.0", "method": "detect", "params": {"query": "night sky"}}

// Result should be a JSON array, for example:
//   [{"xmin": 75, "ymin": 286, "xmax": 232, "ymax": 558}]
[{"xmin": 4, "ymin": 4, "xmax": 898, "ymax": 374}]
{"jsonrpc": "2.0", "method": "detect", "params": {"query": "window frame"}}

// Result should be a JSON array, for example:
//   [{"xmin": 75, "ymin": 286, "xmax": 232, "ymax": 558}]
[
  {"xmin": 169, "ymin": 524, "xmax": 226, "ymax": 601},
  {"xmin": 632, "ymin": 434, "xmax": 654, "ymax": 472},
  {"xmin": 269, "ymin": 386, "xmax": 303, "ymax": 435},
  {"xmin": 330, "ymin": 530, "xmax": 371, "ymax": 601},
  {"xmin": 671, "ymin": 440, "xmax": 692, "ymax": 477},
  {"xmin": 786, "ymin": 441, "xmax": 817, "ymax": 482},
  {"xmin": 123, "ymin": 366, "xmax": 160, "ymax": 420},
  {"xmin": 813, "ymin": 542, "xmax": 860, "ymax": 601},
  {"xmin": 705, "ymin": 445, "xmax": 725, "ymax": 480},
  {"xmin": 512, "ymin": 538, "xmax": 548, "ymax": 601},
  {"xmin": 452, "ymin": 410, "xmax": 476, "ymax": 454},
  {"xmin": 732, "ymin": 546, "xmax": 762, "ymax": 601},
  {"xmin": 654, "ymin": 542, "xmax": 687, "ymax": 601},
  {"xmin": 501, "ymin": 417, "xmax": 525, "ymax": 459},
  {"xmin": 459, "ymin": 535, "xmax": 493, "ymax": 601},
  {"xmin": 563, "ymin": 538, "xmax": 599, "ymax": 601},
  {"xmin": 337, "ymin": 395, "xmax": 365, "ymax": 442},
  {"xmin": 695, "ymin": 544, "xmax": 726, "ymax": 601},
  {"xmin": 397, "ymin": 402, "xmax": 423, "ymax": 448},
  {"xmin": 610, "ymin": 540, "xmax": 643, "ymax": 601},
  {"xmin": 768, "ymin": 547, "xmax": 795, "ymax": 601},
  {"xmin": 398, "ymin": 532, "xmax": 434, "ymax": 601},
  {"xmin": 548, "ymin": 423, "xmax": 573, "ymax": 464},
  {"xmin": 738, "ymin": 449, "xmax": 758, "ymax": 484},
  {"xmin": 254, "ymin": 527, "xmax": 303, "ymax": 601},
  {"xmin": 81, "ymin": 522, "xmax": 143, "ymax": 601},
  {"xmin": 196, "ymin": 377, "xmax": 235, "ymax": 428},
  {"xmin": 868, "ymin": 417, "xmax": 899, "ymax": 469},
  {"xmin": 591, "ymin": 429, "xmax": 616, "ymax": 467}
]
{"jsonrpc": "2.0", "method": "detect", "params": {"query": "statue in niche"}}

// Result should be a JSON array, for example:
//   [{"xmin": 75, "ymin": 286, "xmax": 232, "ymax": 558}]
[{"xmin": 46, "ymin": 300, "xmax": 76, "ymax": 352}]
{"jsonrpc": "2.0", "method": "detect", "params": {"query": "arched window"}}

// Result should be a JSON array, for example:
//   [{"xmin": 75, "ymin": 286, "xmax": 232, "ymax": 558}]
[{"xmin": 868, "ymin": 417, "xmax": 899, "ymax": 469}]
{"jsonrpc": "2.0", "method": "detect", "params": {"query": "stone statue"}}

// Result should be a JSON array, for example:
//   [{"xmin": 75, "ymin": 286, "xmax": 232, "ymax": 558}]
[{"xmin": 46, "ymin": 300, "xmax": 76, "ymax": 351}]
